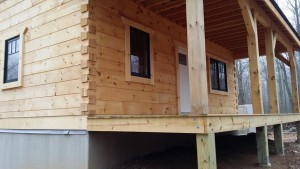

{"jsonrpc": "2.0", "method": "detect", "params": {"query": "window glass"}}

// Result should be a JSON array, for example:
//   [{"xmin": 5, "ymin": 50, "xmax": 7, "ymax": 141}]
[
  {"xmin": 210, "ymin": 58, "xmax": 227, "ymax": 92},
  {"xmin": 4, "ymin": 36, "xmax": 20, "ymax": 83},
  {"xmin": 130, "ymin": 27, "xmax": 150, "ymax": 78}
]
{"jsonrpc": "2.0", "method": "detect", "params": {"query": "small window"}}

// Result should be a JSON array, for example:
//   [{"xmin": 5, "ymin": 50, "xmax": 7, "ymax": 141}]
[
  {"xmin": 4, "ymin": 36, "xmax": 20, "ymax": 83},
  {"xmin": 122, "ymin": 17, "xmax": 154, "ymax": 85},
  {"xmin": 130, "ymin": 27, "xmax": 150, "ymax": 78},
  {"xmin": 210, "ymin": 58, "xmax": 228, "ymax": 92}
]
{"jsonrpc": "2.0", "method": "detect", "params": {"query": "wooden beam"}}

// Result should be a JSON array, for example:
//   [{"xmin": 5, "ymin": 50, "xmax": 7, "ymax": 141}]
[
  {"xmin": 256, "ymin": 125, "xmax": 271, "ymax": 167},
  {"xmin": 288, "ymin": 49, "xmax": 300, "ymax": 113},
  {"xmin": 239, "ymin": 0, "xmax": 264, "ymax": 114},
  {"xmin": 250, "ymin": 0, "xmax": 294, "ymax": 49},
  {"xmin": 274, "ymin": 124, "xmax": 285, "ymax": 155},
  {"xmin": 265, "ymin": 29, "xmax": 279, "ymax": 114},
  {"xmin": 263, "ymin": 1, "xmax": 300, "ymax": 47},
  {"xmin": 275, "ymin": 53, "xmax": 291, "ymax": 67},
  {"xmin": 296, "ymin": 121, "xmax": 300, "ymax": 143},
  {"xmin": 186, "ymin": 0, "xmax": 209, "ymax": 114},
  {"xmin": 88, "ymin": 114, "xmax": 300, "ymax": 134},
  {"xmin": 0, "ymin": 116, "xmax": 87, "ymax": 130},
  {"xmin": 196, "ymin": 134, "xmax": 217, "ymax": 169}
]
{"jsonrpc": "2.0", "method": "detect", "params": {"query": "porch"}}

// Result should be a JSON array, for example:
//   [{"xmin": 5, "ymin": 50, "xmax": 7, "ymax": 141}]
[{"xmin": 81, "ymin": 0, "xmax": 300, "ymax": 168}]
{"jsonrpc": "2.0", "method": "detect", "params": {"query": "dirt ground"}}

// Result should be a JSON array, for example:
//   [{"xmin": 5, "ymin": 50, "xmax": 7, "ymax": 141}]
[{"xmin": 115, "ymin": 133, "xmax": 300, "ymax": 169}]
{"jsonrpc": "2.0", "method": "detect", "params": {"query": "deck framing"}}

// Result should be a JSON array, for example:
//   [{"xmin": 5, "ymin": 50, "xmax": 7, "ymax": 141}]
[{"xmin": 87, "ymin": 114, "xmax": 300, "ymax": 134}]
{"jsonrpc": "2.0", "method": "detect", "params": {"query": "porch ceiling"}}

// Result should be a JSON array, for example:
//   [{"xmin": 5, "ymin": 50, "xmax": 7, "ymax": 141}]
[{"xmin": 134, "ymin": 0, "xmax": 300, "ymax": 59}]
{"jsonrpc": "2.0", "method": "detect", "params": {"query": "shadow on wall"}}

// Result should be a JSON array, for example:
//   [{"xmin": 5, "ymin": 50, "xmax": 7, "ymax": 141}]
[{"xmin": 88, "ymin": 132, "xmax": 195, "ymax": 169}]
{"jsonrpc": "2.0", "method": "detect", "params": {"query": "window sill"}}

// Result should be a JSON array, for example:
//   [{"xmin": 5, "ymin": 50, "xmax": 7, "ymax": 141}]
[
  {"xmin": 127, "ymin": 76, "xmax": 154, "ymax": 85},
  {"xmin": 209, "ymin": 89, "xmax": 229, "ymax": 96},
  {"xmin": 1, "ymin": 81, "xmax": 22, "ymax": 90}
]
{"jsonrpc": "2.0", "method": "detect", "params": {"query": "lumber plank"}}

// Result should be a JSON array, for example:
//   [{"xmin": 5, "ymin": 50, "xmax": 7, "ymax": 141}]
[
  {"xmin": 256, "ymin": 125, "xmax": 271, "ymax": 167},
  {"xmin": 274, "ymin": 124, "xmax": 284, "ymax": 155},
  {"xmin": 186, "ymin": 0, "xmax": 209, "ymax": 114},
  {"xmin": 196, "ymin": 134, "xmax": 217, "ymax": 169},
  {"xmin": 265, "ymin": 29, "xmax": 279, "ymax": 114}
]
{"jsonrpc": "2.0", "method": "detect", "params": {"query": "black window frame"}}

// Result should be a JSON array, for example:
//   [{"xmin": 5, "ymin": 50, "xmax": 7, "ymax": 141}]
[
  {"xmin": 4, "ymin": 35, "xmax": 20, "ymax": 84},
  {"xmin": 210, "ymin": 58, "xmax": 228, "ymax": 92},
  {"xmin": 129, "ymin": 26, "xmax": 151, "ymax": 79}
]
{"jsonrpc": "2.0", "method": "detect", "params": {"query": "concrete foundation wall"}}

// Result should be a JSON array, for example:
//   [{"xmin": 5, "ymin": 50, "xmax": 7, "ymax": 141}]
[
  {"xmin": 0, "ymin": 132, "xmax": 89, "ymax": 169},
  {"xmin": 0, "ymin": 131, "xmax": 195, "ymax": 169},
  {"xmin": 88, "ymin": 132, "xmax": 195, "ymax": 169}
]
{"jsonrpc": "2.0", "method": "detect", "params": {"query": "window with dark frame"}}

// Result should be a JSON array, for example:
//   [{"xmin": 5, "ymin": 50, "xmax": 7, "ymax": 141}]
[
  {"xmin": 130, "ymin": 26, "xmax": 151, "ymax": 79},
  {"xmin": 210, "ymin": 58, "xmax": 228, "ymax": 92},
  {"xmin": 4, "ymin": 36, "xmax": 20, "ymax": 83}
]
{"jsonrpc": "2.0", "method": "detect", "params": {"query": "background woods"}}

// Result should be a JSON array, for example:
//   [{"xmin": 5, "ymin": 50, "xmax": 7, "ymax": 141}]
[{"xmin": 236, "ymin": 0, "xmax": 300, "ymax": 113}]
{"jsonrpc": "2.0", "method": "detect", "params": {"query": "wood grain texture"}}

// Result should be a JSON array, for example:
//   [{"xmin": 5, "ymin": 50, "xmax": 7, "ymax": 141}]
[{"xmin": 196, "ymin": 133, "xmax": 217, "ymax": 169}]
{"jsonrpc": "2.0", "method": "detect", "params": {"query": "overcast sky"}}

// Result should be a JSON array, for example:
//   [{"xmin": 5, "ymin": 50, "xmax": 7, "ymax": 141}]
[{"xmin": 276, "ymin": 0, "xmax": 295, "ymax": 25}]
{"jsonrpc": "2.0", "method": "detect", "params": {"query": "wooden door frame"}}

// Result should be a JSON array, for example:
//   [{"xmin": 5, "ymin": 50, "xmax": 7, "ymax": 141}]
[{"xmin": 174, "ymin": 41, "xmax": 188, "ymax": 114}]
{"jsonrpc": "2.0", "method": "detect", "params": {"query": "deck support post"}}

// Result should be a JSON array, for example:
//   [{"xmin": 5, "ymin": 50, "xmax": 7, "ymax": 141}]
[
  {"xmin": 186, "ymin": 0, "xmax": 209, "ymax": 114},
  {"xmin": 256, "ymin": 125, "xmax": 271, "ymax": 167},
  {"xmin": 296, "ymin": 121, "xmax": 300, "ymax": 143},
  {"xmin": 238, "ymin": 0, "xmax": 264, "ymax": 114},
  {"xmin": 196, "ymin": 134, "xmax": 217, "ymax": 169},
  {"xmin": 265, "ymin": 29, "xmax": 279, "ymax": 114},
  {"xmin": 287, "ymin": 49, "xmax": 300, "ymax": 113},
  {"xmin": 273, "ymin": 124, "xmax": 284, "ymax": 155}
]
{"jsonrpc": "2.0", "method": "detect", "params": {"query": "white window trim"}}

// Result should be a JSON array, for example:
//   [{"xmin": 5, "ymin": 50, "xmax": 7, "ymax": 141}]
[
  {"xmin": 0, "ymin": 27, "xmax": 28, "ymax": 90},
  {"xmin": 207, "ymin": 53, "xmax": 230, "ymax": 96},
  {"xmin": 121, "ymin": 17, "xmax": 155, "ymax": 85}
]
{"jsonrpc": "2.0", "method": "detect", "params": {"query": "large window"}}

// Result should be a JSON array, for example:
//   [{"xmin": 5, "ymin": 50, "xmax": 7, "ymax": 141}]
[
  {"xmin": 210, "ymin": 58, "xmax": 228, "ymax": 92},
  {"xmin": 130, "ymin": 27, "xmax": 150, "ymax": 78},
  {"xmin": 4, "ymin": 36, "xmax": 20, "ymax": 83}
]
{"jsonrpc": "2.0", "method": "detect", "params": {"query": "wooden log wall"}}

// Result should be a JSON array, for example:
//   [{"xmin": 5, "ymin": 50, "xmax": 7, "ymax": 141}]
[
  {"xmin": 0, "ymin": 0, "xmax": 87, "ymax": 118},
  {"xmin": 88, "ymin": 0, "xmax": 238, "ymax": 115}
]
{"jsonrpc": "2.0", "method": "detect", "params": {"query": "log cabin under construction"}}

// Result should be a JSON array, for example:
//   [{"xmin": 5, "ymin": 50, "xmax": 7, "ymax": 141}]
[{"xmin": 0, "ymin": 0, "xmax": 300, "ymax": 168}]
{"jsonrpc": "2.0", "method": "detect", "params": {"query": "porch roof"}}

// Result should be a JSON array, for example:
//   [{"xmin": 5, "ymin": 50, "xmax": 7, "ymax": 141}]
[{"xmin": 134, "ymin": 0, "xmax": 300, "ymax": 58}]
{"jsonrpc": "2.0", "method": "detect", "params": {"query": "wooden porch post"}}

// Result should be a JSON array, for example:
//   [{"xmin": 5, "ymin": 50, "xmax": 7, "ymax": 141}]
[
  {"xmin": 273, "ymin": 124, "xmax": 285, "ymax": 155},
  {"xmin": 196, "ymin": 134, "xmax": 217, "ymax": 169},
  {"xmin": 256, "ymin": 125, "xmax": 271, "ymax": 167},
  {"xmin": 186, "ymin": 0, "xmax": 209, "ymax": 114},
  {"xmin": 239, "ymin": 0, "xmax": 264, "ymax": 114},
  {"xmin": 265, "ymin": 29, "xmax": 279, "ymax": 114},
  {"xmin": 288, "ymin": 49, "xmax": 300, "ymax": 113},
  {"xmin": 296, "ymin": 121, "xmax": 300, "ymax": 143},
  {"xmin": 239, "ymin": 1, "xmax": 270, "ymax": 166}
]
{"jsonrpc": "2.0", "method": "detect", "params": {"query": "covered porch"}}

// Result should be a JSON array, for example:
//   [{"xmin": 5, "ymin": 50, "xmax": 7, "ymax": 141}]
[{"xmin": 84, "ymin": 0, "xmax": 300, "ymax": 168}]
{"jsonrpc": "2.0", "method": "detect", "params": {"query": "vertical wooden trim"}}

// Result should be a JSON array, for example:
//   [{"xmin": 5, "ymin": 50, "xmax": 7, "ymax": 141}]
[
  {"xmin": 196, "ymin": 134, "xmax": 217, "ymax": 169},
  {"xmin": 186, "ymin": 0, "xmax": 209, "ymax": 114},
  {"xmin": 296, "ymin": 121, "xmax": 300, "ymax": 143},
  {"xmin": 288, "ymin": 49, "xmax": 300, "ymax": 113},
  {"xmin": 124, "ymin": 24, "xmax": 131, "ymax": 82},
  {"xmin": 256, "ymin": 125, "xmax": 271, "ymax": 167},
  {"xmin": 274, "ymin": 124, "xmax": 284, "ymax": 155},
  {"xmin": 239, "ymin": 0, "xmax": 264, "ymax": 114},
  {"xmin": 265, "ymin": 29, "xmax": 279, "ymax": 114}
]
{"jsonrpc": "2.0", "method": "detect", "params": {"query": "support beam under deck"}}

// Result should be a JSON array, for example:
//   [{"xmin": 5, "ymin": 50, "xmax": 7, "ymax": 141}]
[
  {"xmin": 196, "ymin": 134, "xmax": 217, "ymax": 169},
  {"xmin": 256, "ymin": 125, "xmax": 271, "ymax": 167},
  {"xmin": 274, "ymin": 124, "xmax": 284, "ymax": 155}
]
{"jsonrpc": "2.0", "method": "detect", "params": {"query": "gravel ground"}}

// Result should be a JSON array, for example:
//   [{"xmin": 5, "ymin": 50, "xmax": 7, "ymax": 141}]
[{"xmin": 114, "ymin": 133, "xmax": 300, "ymax": 169}]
